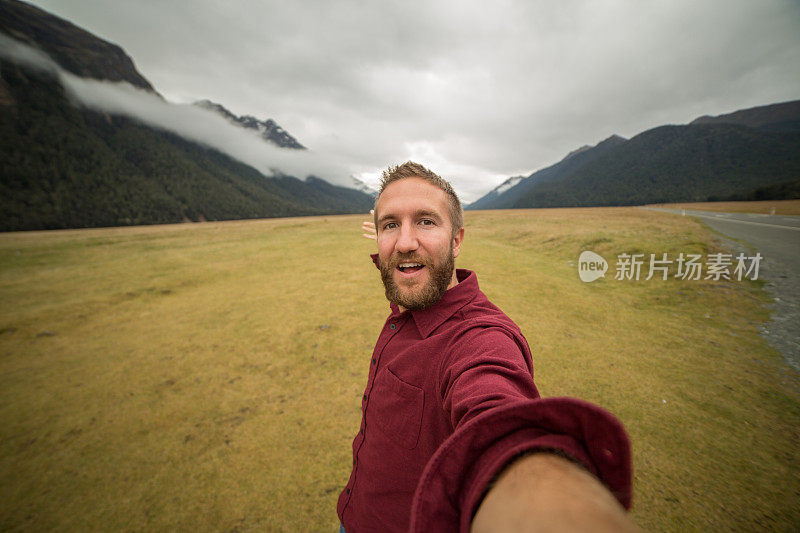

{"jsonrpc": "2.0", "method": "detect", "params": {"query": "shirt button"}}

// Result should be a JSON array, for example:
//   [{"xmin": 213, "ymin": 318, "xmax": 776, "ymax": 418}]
[
  {"xmin": 372, "ymin": 358, "xmax": 376, "ymax": 365},
  {"xmin": 360, "ymin": 428, "xmax": 364, "ymax": 434},
  {"xmin": 346, "ymin": 488, "xmax": 350, "ymax": 494},
  {"xmin": 390, "ymin": 323, "xmax": 396, "ymax": 330},
  {"xmin": 362, "ymin": 394, "xmax": 367, "ymax": 401}
]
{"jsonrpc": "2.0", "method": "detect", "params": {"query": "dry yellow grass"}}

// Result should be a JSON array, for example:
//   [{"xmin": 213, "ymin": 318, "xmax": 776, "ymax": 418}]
[
  {"xmin": 649, "ymin": 199, "xmax": 800, "ymax": 215},
  {"xmin": 0, "ymin": 208, "xmax": 797, "ymax": 531}
]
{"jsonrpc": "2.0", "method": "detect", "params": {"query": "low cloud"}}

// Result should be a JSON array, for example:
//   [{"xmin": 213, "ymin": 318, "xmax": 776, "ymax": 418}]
[
  {"xmin": 0, "ymin": 33, "xmax": 355, "ymax": 187},
  {"xmin": 0, "ymin": 32, "xmax": 59, "ymax": 76},
  {"xmin": 8, "ymin": 0, "xmax": 800, "ymax": 204},
  {"xmin": 59, "ymin": 0, "xmax": 796, "ymax": 204}
]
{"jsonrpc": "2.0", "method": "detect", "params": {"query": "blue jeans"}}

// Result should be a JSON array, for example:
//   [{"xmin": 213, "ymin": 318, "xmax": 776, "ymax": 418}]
[{"xmin": 339, "ymin": 523, "xmax": 345, "ymax": 533}]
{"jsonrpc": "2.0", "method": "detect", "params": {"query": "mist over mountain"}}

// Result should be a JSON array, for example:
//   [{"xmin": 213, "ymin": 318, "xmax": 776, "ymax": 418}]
[
  {"xmin": 194, "ymin": 100, "xmax": 305, "ymax": 150},
  {"xmin": 0, "ymin": 0, "xmax": 155, "ymax": 92},
  {"xmin": 468, "ymin": 101, "xmax": 800, "ymax": 210},
  {"xmin": 0, "ymin": 0, "xmax": 372, "ymax": 231},
  {"xmin": 350, "ymin": 176, "xmax": 377, "ymax": 197}
]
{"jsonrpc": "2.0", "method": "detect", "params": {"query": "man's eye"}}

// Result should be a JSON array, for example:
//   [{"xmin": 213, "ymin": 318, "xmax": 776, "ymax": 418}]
[
  {"xmin": 420, "ymin": 219, "xmax": 435, "ymax": 226},
  {"xmin": 384, "ymin": 222, "xmax": 398, "ymax": 230}
]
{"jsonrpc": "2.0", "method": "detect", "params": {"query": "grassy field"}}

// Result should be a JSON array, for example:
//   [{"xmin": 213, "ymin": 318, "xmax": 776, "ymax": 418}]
[
  {"xmin": 1, "ymin": 208, "xmax": 798, "ymax": 531},
  {"xmin": 649, "ymin": 199, "xmax": 800, "ymax": 215}
]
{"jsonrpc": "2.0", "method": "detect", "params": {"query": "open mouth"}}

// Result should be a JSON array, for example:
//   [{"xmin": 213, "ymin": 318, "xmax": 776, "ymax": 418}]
[{"xmin": 397, "ymin": 262, "xmax": 425, "ymax": 274}]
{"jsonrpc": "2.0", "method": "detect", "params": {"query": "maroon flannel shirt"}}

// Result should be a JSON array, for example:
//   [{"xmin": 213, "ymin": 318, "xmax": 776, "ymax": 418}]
[{"xmin": 337, "ymin": 259, "xmax": 631, "ymax": 532}]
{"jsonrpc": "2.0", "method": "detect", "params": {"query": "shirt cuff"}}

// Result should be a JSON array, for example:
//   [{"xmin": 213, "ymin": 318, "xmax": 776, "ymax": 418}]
[{"xmin": 408, "ymin": 397, "xmax": 632, "ymax": 533}]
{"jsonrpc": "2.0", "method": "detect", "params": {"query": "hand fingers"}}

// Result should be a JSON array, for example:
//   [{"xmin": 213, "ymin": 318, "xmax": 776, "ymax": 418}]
[{"xmin": 362, "ymin": 210, "xmax": 377, "ymax": 240}]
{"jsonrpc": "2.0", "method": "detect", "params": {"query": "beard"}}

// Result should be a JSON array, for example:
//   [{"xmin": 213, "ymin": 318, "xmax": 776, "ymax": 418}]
[{"xmin": 379, "ymin": 245, "xmax": 455, "ymax": 311}]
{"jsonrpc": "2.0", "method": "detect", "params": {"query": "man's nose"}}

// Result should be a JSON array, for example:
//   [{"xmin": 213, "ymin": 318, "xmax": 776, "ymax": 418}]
[{"xmin": 395, "ymin": 224, "xmax": 419, "ymax": 253}]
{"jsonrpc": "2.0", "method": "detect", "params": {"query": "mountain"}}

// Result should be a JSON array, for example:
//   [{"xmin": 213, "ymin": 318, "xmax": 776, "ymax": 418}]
[
  {"xmin": 194, "ymin": 100, "xmax": 305, "ymax": 149},
  {"xmin": 513, "ymin": 123, "xmax": 800, "ymax": 208},
  {"xmin": 0, "ymin": 0, "xmax": 155, "ymax": 92},
  {"xmin": 466, "ymin": 175, "xmax": 525, "ymax": 210},
  {"xmin": 0, "ymin": 0, "xmax": 372, "ymax": 231},
  {"xmin": 469, "ymin": 134, "xmax": 626, "ymax": 210},
  {"xmin": 350, "ymin": 176, "xmax": 378, "ymax": 199},
  {"xmin": 690, "ymin": 99, "xmax": 800, "ymax": 132},
  {"xmin": 0, "ymin": 61, "xmax": 373, "ymax": 230},
  {"xmin": 468, "ymin": 101, "xmax": 800, "ymax": 210},
  {"xmin": 350, "ymin": 176, "xmax": 377, "ymax": 197}
]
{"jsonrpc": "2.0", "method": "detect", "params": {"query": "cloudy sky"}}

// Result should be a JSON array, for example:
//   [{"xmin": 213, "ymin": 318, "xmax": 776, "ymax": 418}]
[{"xmin": 25, "ymin": 0, "xmax": 800, "ymax": 202}]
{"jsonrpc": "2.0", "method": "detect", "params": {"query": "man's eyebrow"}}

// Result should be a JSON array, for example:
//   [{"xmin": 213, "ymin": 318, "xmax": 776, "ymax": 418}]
[
  {"xmin": 414, "ymin": 209, "xmax": 442, "ymax": 220},
  {"xmin": 377, "ymin": 209, "xmax": 442, "ymax": 225},
  {"xmin": 377, "ymin": 213, "xmax": 395, "ymax": 226}
]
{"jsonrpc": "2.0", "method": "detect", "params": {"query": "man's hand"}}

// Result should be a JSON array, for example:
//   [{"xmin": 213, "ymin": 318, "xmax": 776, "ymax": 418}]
[
  {"xmin": 362, "ymin": 209, "xmax": 377, "ymax": 240},
  {"xmin": 471, "ymin": 453, "xmax": 638, "ymax": 533}
]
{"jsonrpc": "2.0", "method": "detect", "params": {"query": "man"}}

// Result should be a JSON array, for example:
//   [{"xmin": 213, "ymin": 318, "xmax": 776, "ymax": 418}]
[{"xmin": 338, "ymin": 162, "xmax": 635, "ymax": 532}]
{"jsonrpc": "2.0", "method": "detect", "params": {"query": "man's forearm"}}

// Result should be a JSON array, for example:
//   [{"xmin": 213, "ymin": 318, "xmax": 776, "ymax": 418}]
[{"xmin": 471, "ymin": 453, "xmax": 638, "ymax": 532}]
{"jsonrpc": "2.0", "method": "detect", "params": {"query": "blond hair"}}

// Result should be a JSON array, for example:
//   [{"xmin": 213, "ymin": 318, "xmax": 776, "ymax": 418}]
[{"xmin": 374, "ymin": 161, "xmax": 463, "ymax": 238}]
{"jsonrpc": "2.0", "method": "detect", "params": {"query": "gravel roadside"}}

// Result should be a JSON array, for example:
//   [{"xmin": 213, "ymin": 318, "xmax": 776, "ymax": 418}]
[{"xmin": 709, "ymin": 231, "xmax": 799, "ymax": 373}]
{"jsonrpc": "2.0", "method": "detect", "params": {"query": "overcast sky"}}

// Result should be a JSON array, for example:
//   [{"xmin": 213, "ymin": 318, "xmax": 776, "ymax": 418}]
[{"xmin": 25, "ymin": 0, "xmax": 800, "ymax": 202}]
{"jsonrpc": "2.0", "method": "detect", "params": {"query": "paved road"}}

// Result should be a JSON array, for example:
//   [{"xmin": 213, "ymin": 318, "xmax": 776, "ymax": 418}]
[{"xmin": 644, "ymin": 207, "xmax": 800, "ymax": 371}]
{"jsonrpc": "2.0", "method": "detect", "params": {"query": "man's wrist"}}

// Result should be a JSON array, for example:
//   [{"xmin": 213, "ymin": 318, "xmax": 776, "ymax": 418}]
[{"xmin": 471, "ymin": 452, "xmax": 637, "ymax": 532}]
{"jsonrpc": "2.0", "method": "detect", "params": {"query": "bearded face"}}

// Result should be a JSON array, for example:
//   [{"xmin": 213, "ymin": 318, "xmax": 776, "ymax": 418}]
[
  {"xmin": 379, "ymin": 241, "xmax": 455, "ymax": 311},
  {"xmin": 374, "ymin": 177, "xmax": 464, "ymax": 311}
]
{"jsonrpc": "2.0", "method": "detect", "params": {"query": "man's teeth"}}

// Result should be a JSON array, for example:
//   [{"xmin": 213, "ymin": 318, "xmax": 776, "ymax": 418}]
[{"xmin": 399, "ymin": 262, "xmax": 423, "ymax": 268}]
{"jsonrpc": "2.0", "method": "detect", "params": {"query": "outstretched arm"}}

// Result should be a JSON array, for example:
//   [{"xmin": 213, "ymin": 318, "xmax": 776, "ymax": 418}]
[
  {"xmin": 472, "ymin": 453, "xmax": 637, "ymax": 533},
  {"xmin": 422, "ymin": 327, "xmax": 634, "ymax": 532}
]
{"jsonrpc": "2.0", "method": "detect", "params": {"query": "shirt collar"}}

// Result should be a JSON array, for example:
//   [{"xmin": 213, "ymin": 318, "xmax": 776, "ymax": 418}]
[{"xmin": 389, "ymin": 269, "xmax": 478, "ymax": 338}]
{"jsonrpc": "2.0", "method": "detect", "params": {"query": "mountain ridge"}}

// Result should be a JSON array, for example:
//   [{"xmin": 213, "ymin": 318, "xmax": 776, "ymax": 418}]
[
  {"xmin": 469, "ymin": 101, "xmax": 800, "ymax": 210},
  {"xmin": 0, "ymin": 0, "xmax": 156, "ymax": 92},
  {"xmin": 0, "ymin": 0, "xmax": 373, "ymax": 231},
  {"xmin": 194, "ymin": 99, "xmax": 305, "ymax": 150},
  {"xmin": 469, "ymin": 133, "xmax": 627, "ymax": 210},
  {"xmin": 690, "ymin": 99, "xmax": 800, "ymax": 131}
]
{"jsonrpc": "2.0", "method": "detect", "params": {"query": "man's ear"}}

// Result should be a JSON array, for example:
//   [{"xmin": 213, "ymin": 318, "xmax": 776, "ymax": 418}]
[{"xmin": 451, "ymin": 227, "xmax": 465, "ymax": 258}]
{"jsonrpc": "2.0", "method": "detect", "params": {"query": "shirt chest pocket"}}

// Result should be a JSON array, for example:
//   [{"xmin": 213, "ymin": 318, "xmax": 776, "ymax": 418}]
[{"xmin": 371, "ymin": 367, "xmax": 424, "ymax": 450}]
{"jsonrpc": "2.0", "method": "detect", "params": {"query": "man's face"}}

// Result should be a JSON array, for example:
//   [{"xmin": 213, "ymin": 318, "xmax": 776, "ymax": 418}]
[{"xmin": 375, "ymin": 177, "xmax": 464, "ymax": 311}]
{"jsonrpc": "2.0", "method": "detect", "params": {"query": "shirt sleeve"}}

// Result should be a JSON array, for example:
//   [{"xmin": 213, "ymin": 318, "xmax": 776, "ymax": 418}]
[
  {"xmin": 411, "ymin": 326, "xmax": 632, "ymax": 533},
  {"xmin": 437, "ymin": 326, "xmax": 540, "ymax": 428}
]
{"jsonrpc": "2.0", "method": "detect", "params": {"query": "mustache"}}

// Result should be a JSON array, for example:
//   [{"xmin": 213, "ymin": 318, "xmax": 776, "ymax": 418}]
[{"xmin": 388, "ymin": 254, "xmax": 429, "ymax": 268}]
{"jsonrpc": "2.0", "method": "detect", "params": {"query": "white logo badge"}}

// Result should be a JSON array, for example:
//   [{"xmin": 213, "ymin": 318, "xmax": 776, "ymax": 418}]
[{"xmin": 578, "ymin": 251, "xmax": 608, "ymax": 283}]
